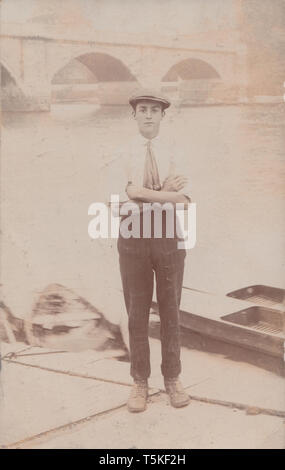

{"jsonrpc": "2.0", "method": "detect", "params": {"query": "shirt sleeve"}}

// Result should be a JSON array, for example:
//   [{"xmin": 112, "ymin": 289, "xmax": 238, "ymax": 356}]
[
  {"xmin": 99, "ymin": 150, "xmax": 132, "ymax": 219},
  {"xmin": 107, "ymin": 156, "xmax": 129, "ymax": 204},
  {"xmin": 172, "ymin": 142, "xmax": 192, "ymax": 202}
]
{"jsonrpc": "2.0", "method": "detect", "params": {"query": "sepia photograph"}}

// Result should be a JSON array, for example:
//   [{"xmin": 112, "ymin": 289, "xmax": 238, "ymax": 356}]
[{"xmin": 0, "ymin": 0, "xmax": 284, "ymax": 450}]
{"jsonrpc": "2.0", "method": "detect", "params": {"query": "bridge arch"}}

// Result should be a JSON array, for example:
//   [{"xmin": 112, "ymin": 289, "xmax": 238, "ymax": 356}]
[
  {"xmin": 0, "ymin": 61, "xmax": 24, "ymax": 89},
  {"xmin": 1, "ymin": 64, "xmax": 16, "ymax": 87},
  {"xmin": 51, "ymin": 51, "xmax": 138, "ymax": 84},
  {"xmin": 1, "ymin": 62, "xmax": 26, "ymax": 111},
  {"xmin": 162, "ymin": 58, "xmax": 221, "ymax": 81},
  {"xmin": 51, "ymin": 51, "xmax": 139, "ymax": 105},
  {"xmin": 161, "ymin": 57, "xmax": 226, "ymax": 105}
]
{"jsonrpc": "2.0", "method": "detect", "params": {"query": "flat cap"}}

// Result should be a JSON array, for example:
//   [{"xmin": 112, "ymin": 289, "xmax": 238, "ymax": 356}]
[{"xmin": 129, "ymin": 89, "xmax": 171, "ymax": 109}]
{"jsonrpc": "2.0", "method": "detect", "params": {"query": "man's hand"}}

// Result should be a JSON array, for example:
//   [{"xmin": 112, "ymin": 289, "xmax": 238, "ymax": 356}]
[
  {"xmin": 161, "ymin": 175, "xmax": 188, "ymax": 192},
  {"xmin": 125, "ymin": 183, "xmax": 142, "ymax": 200}
]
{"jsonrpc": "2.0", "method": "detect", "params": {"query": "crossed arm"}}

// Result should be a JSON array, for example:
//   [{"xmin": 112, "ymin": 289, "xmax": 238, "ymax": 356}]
[
  {"xmin": 126, "ymin": 175, "xmax": 191, "ymax": 208},
  {"xmin": 108, "ymin": 175, "xmax": 191, "ymax": 216}
]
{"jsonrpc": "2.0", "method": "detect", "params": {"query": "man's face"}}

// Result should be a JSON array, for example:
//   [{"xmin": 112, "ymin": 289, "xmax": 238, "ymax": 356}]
[{"xmin": 133, "ymin": 100, "xmax": 164, "ymax": 139}]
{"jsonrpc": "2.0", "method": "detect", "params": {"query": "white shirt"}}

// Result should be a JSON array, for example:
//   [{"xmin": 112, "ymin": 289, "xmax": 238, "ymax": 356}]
[{"xmin": 105, "ymin": 130, "xmax": 191, "ymax": 206}]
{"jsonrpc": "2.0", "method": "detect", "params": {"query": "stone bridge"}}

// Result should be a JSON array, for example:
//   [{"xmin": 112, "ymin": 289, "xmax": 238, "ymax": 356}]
[{"xmin": 1, "ymin": 22, "xmax": 249, "ymax": 110}]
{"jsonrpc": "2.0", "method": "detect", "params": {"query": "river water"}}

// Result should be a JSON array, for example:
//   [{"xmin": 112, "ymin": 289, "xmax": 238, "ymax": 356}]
[{"xmin": 2, "ymin": 103, "xmax": 285, "ymax": 320}]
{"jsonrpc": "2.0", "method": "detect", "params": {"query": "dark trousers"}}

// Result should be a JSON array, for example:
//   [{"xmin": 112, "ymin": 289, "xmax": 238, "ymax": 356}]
[{"xmin": 118, "ymin": 212, "xmax": 186, "ymax": 380}]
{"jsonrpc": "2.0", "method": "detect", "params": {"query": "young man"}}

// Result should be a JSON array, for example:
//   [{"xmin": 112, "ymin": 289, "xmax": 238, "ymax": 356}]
[{"xmin": 113, "ymin": 90, "xmax": 191, "ymax": 412}]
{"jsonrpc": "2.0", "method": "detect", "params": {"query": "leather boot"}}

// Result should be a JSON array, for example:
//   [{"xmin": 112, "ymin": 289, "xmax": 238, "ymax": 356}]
[
  {"xmin": 127, "ymin": 379, "xmax": 148, "ymax": 413},
  {"xmin": 164, "ymin": 377, "xmax": 190, "ymax": 408}
]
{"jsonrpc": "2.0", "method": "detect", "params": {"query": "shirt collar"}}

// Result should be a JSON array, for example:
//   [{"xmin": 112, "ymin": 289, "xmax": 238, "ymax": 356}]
[{"xmin": 137, "ymin": 132, "xmax": 161, "ymax": 147}]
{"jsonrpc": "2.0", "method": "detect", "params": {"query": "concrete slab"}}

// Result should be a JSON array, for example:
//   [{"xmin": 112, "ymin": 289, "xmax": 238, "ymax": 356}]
[
  {"xmin": 141, "ymin": 339, "xmax": 285, "ymax": 413},
  {"xmin": 6, "ymin": 346, "xmax": 130, "ymax": 378},
  {"xmin": 1, "ymin": 337, "xmax": 284, "ymax": 449},
  {"xmin": 11, "ymin": 352, "xmax": 135, "ymax": 386},
  {"xmin": 3, "ymin": 346, "xmax": 131, "ymax": 383},
  {"xmin": 4, "ymin": 339, "xmax": 284, "ymax": 414},
  {"xmin": 184, "ymin": 349, "xmax": 285, "ymax": 413},
  {"xmin": 149, "ymin": 341, "xmax": 285, "ymax": 414},
  {"xmin": 1, "ymin": 342, "xmax": 31, "ymax": 357},
  {"xmin": 2, "ymin": 339, "xmax": 201, "ymax": 390},
  {"xmin": 0, "ymin": 361, "xmax": 131, "ymax": 447},
  {"xmin": 15, "ymin": 394, "xmax": 285, "ymax": 449}
]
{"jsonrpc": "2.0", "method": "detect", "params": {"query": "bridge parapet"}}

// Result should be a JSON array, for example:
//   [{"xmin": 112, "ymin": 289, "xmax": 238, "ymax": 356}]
[{"xmin": 1, "ymin": 22, "xmax": 241, "ymax": 54}]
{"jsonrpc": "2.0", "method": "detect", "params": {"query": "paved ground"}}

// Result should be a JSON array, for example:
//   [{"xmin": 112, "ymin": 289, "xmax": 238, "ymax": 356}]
[{"xmin": 1, "ymin": 339, "xmax": 284, "ymax": 449}]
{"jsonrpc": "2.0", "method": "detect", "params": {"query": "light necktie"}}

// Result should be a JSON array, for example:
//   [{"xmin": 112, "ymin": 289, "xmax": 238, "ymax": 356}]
[{"xmin": 143, "ymin": 140, "xmax": 161, "ymax": 190}]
